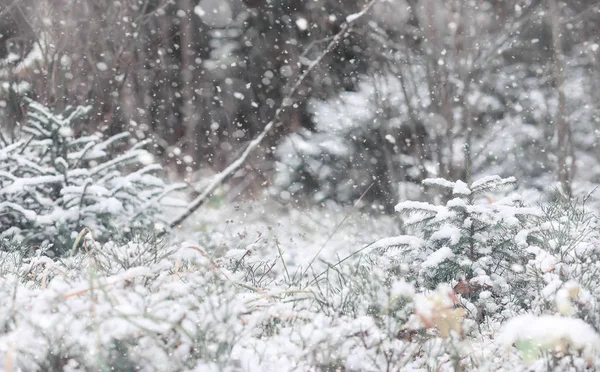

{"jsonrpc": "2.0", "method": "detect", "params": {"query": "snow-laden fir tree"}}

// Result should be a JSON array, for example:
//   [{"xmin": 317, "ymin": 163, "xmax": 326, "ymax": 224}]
[
  {"xmin": 0, "ymin": 99, "xmax": 182, "ymax": 254},
  {"xmin": 372, "ymin": 175, "xmax": 541, "ymax": 317}
]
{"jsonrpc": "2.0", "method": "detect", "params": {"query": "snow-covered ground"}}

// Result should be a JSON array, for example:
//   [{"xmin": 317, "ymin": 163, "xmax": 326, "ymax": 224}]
[
  {"xmin": 0, "ymin": 201, "xmax": 411, "ymax": 371},
  {"xmin": 174, "ymin": 200, "xmax": 401, "ymax": 275},
  {"xmin": 2, "ymin": 192, "xmax": 600, "ymax": 371}
]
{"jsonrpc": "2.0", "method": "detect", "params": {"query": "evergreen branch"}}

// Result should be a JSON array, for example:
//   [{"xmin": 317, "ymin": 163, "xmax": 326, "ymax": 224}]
[
  {"xmin": 70, "ymin": 141, "xmax": 97, "ymax": 169},
  {"xmin": 422, "ymin": 178, "xmax": 456, "ymax": 190},
  {"xmin": 89, "ymin": 150, "xmax": 144, "ymax": 176},
  {"xmin": 395, "ymin": 201, "xmax": 441, "ymax": 215},
  {"xmin": 95, "ymin": 132, "xmax": 130, "ymax": 152},
  {"xmin": 470, "ymin": 175, "xmax": 516, "ymax": 194}
]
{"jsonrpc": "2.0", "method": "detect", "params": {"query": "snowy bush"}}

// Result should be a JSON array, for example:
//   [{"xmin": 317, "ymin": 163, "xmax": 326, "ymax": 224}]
[
  {"xmin": 0, "ymin": 238, "xmax": 469, "ymax": 371},
  {"xmin": 475, "ymin": 196, "xmax": 600, "ymax": 370},
  {"xmin": 273, "ymin": 75, "xmax": 428, "ymax": 212},
  {"xmin": 0, "ymin": 242, "xmax": 247, "ymax": 371},
  {"xmin": 0, "ymin": 99, "xmax": 182, "ymax": 254},
  {"xmin": 367, "ymin": 176, "xmax": 542, "ymax": 319},
  {"xmin": 519, "ymin": 196, "xmax": 600, "ymax": 332}
]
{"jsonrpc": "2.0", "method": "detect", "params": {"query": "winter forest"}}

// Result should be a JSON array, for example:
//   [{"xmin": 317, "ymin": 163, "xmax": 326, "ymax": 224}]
[{"xmin": 1, "ymin": 0, "xmax": 600, "ymax": 370}]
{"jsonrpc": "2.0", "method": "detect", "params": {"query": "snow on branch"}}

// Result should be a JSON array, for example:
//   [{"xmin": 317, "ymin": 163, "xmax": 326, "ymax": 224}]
[
  {"xmin": 471, "ymin": 175, "xmax": 516, "ymax": 192},
  {"xmin": 422, "ymin": 178, "xmax": 455, "ymax": 189},
  {"xmin": 395, "ymin": 200, "xmax": 441, "ymax": 214},
  {"xmin": 362, "ymin": 235, "xmax": 425, "ymax": 254}
]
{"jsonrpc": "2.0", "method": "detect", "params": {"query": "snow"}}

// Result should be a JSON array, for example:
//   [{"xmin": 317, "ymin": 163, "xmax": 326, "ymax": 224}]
[
  {"xmin": 96, "ymin": 61, "xmax": 108, "ymax": 71},
  {"xmin": 194, "ymin": 6, "xmax": 206, "ymax": 17},
  {"xmin": 515, "ymin": 229, "xmax": 530, "ymax": 248},
  {"xmin": 431, "ymin": 225, "xmax": 461, "ymax": 245},
  {"xmin": 422, "ymin": 178, "xmax": 455, "ymax": 189},
  {"xmin": 0, "ymin": 202, "xmax": 38, "ymax": 221},
  {"xmin": 0, "ymin": 175, "xmax": 64, "ymax": 194},
  {"xmin": 527, "ymin": 246, "xmax": 558, "ymax": 273},
  {"xmin": 447, "ymin": 197, "xmax": 467, "ymax": 209},
  {"xmin": 452, "ymin": 180, "xmax": 471, "ymax": 195},
  {"xmin": 58, "ymin": 126, "xmax": 73, "ymax": 137},
  {"xmin": 471, "ymin": 175, "xmax": 516, "ymax": 190},
  {"xmin": 7, "ymin": 32, "xmax": 50, "ymax": 77},
  {"xmin": 497, "ymin": 315, "xmax": 600, "ymax": 356},
  {"xmin": 391, "ymin": 279, "xmax": 416, "ymax": 299},
  {"xmin": 346, "ymin": 13, "xmax": 363, "ymax": 23},
  {"xmin": 421, "ymin": 246, "xmax": 454, "ymax": 268},
  {"xmin": 395, "ymin": 200, "xmax": 441, "ymax": 214},
  {"xmin": 364, "ymin": 235, "xmax": 425, "ymax": 253},
  {"xmin": 555, "ymin": 281, "xmax": 580, "ymax": 316},
  {"xmin": 295, "ymin": 17, "xmax": 308, "ymax": 31}
]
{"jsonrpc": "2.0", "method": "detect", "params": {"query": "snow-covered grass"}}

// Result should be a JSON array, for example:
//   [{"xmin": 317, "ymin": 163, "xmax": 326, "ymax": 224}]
[{"xmin": 1, "ymin": 195, "xmax": 600, "ymax": 371}]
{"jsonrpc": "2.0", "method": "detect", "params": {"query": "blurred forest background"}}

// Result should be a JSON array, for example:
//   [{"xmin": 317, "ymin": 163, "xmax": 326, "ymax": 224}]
[{"xmin": 0, "ymin": 0, "xmax": 599, "ymax": 212}]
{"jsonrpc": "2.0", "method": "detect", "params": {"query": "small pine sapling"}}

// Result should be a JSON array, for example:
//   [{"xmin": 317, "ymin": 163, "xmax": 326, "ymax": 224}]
[
  {"xmin": 0, "ymin": 99, "xmax": 183, "ymax": 254},
  {"xmin": 378, "ymin": 175, "xmax": 541, "ymax": 318}
]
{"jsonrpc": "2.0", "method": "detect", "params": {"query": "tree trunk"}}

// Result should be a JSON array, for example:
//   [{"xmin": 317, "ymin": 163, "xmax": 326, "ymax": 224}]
[{"xmin": 548, "ymin": 0, "xmax": 574, "ymax": 197}]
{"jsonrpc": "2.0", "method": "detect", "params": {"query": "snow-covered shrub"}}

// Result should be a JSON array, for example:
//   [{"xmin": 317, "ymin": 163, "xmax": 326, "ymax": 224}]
[
  {"xmin": 518, "ymin": 196, "xmax": 600, "ymax": 329},
  {"xmin": 231, "ymin": 252, "xmax": 470, "ymax": 371},
  {"xmin": 273, "ymin": 75, "xmax": 429, "ymax": 212},
  {"xmin": 0, "ymin": 99, "xmax": 182, "ymax": 254},
  {"xmin": 369, "ymin": 176, "xmax": 541, "ymax": 319},
  {"xmin": 0, "ymin": 236, "xmax": 474, "ymax": 372},
  {"xmin": 0, "ymin": 241, "xmax": 248, "ymax": 371}
]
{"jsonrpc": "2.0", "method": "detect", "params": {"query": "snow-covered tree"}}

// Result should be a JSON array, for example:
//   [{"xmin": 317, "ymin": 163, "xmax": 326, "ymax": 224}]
[
  {"xmin": 370, "ymin": 175, "xmax": 541, "ymax": 318},
  {"xmin": 273, "ymin": 75, "xmax": 429, "ymax": 211},
  {"xmin": 0, "ymin": 99, "xmax": 181, "ymax": 254}
]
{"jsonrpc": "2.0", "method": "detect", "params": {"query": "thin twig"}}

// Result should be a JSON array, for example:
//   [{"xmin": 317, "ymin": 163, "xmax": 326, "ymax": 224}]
[{"xmin": 301, "ymin": 182, "xmax": 374, "ymax": 280}]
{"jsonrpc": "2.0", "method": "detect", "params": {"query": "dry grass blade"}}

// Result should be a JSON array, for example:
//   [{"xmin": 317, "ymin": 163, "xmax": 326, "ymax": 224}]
[{"xmin": 301, "ymin": 183, "xmax": 374, "ymax": 280}]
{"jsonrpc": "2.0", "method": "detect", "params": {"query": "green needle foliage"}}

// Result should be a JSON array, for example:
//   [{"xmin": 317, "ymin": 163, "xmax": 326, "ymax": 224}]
[{"xmin": 0, "ymin": 99, "xmax": 182, "ymax": 255}]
